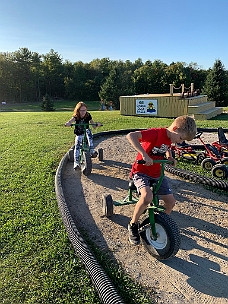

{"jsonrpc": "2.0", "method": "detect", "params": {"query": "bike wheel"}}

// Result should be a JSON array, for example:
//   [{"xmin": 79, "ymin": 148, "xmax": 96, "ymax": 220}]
[
  {"xmin": 102, "ymin": 194, "xmax": 113, "ymax": 217},
  {"xmin": 98, "ymin": 148, "xmax": 103, "ymax": 161},
  {"xmin": 81, "ymin": 151, "xmax": 92, "ymax": 176},
  {"xmin": 211, "ymin": 164, "xmax": 228, "ymax": 178},
  {"xmin": 140, "ymin": 213, "xmax": 181, "ymax": 260},
  {"xmin": 201, "ymin": 158, "xmax": 216, "ymax": 170}
]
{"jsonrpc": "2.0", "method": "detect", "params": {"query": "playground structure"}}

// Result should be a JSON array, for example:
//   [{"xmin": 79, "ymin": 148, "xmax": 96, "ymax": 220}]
[{"xmin": 119, "ymin": 83, "xmax": 223, "ymax": 120}]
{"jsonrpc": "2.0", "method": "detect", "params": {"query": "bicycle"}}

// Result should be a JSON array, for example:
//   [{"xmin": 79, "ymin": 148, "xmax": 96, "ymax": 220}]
[
  {"xmin": 68, "ymin": 123, "xmax": 103, "ymax": 176},
  {"xmin": 102, "ymin": 159, "xmax": 181, "ymax": 260}
]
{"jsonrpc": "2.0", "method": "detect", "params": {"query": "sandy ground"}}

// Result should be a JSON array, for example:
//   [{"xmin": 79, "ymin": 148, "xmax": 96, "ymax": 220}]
[{"xmin": 62, "ymin": 133, "xmax": 228, "ymax": 304}]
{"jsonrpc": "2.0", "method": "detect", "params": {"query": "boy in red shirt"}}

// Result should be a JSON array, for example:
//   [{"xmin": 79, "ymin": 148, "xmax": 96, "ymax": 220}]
[{"xmin": 126, "ymin": 115, "xmax": 197, "ymax": 245}]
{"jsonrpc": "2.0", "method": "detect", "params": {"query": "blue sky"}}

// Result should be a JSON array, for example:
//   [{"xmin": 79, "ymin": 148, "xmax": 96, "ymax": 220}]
[{"xmin": 0, "ymin": 0, "xmax": 227, "ymax": 70}]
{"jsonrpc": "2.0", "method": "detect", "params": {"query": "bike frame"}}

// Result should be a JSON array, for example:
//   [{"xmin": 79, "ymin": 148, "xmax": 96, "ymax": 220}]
[
  {"xmin": 113, "ymin": 160, "xmax": 169, "ymax": 240},
  {"xmin": 71, "ymin": 123, "xmax": 97, "ymax": 160}
]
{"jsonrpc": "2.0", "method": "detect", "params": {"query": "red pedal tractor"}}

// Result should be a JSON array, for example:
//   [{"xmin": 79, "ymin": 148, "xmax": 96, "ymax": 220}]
[
  {"xmin": 171, "ymin": 141, "xmax": 206, "ymax": 165},
  {"xmin": 195, "ymin": 131, "xmax": 228, "ymax": 171},
  {"xmin": 212, "ymin": 127, "xmax": 228, "ymax": 154}
]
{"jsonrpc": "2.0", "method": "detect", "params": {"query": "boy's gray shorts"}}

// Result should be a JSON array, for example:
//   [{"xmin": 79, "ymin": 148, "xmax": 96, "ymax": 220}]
[{"xmin": 132, "ymin": 173, "xmax": 172, "ymax": 195}]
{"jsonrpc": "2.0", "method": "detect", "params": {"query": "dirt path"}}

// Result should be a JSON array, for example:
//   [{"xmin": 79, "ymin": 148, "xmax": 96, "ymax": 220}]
[{"xmin": 62, "ymin": 134, "xmax": 228, "ymax": 304}]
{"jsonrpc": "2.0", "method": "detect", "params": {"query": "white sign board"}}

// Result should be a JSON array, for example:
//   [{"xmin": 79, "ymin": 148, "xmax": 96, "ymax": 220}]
[{"xmin": 136, "ymin": 99, "xmax": 158, "ymax": 115}]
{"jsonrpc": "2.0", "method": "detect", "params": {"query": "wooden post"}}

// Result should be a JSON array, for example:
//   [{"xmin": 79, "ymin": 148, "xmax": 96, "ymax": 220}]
[
  {"xmin": 169, "ymin": 84, "xmax": 173, "ymax": 96},
  {"xmin": 191, "ymin": 83, "xmax": 194, "ymax": 95}
]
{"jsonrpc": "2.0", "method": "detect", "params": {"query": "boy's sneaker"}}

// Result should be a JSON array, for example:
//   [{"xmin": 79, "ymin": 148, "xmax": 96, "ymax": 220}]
[
  {"xmin": 128, "ymin": 222, "xmax": 140, "ymax": 245},
  {"xmin": 74, "ymin": 161, "xmax": 80, "ymax": 170},
  {"xmin": 90, "ymin": 149, "xmax": 98, "ymax": 158}
]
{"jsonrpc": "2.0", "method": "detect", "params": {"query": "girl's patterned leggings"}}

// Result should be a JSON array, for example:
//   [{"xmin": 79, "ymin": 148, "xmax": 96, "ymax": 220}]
[{"xmin": 74, "ymin": 128, "xmax": 94, "ymax": 161}]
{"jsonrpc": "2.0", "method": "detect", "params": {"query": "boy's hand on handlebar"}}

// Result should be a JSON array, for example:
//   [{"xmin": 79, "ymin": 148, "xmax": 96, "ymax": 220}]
[
  {"xmin": 96, "ymin": 122, "xmax": 102, "ymax": 127},
  {"xmin": 167, "ymin": 156, "xmax": 177, "ymax": 166},
  {"xmin": 137, "ymin": 155, "xmax": 153, "ymax": 166}
]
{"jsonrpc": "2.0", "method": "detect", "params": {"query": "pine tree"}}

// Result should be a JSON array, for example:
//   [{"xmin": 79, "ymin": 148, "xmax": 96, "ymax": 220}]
[
  {"xmin": 41, "ymin": 93, "xmax": 55, "ymax": 111},
  {"xmin": 203, "ymin": 59, "xmax": 228, "ymax": 107}
]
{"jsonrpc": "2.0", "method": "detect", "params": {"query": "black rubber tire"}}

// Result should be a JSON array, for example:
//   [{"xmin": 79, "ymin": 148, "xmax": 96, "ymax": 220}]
[
  {"xmin": 102, "ymin": 194, "xmax": 113, "ymax": 217},
  {"xmin": 221, "ymin": 157, "xmax": 228, "ymax": 165},
  {"xmin": 140, "ymin": 213, "xmax": 181, "ymax": 260},
  {"xmin": 98, "ymin": 148, "xmax": 104, "ymax": 161},
  {"xmin": 211, "ymin": 164, "xmax": 228, "ymax": 179},
  {"xmin": 196, "ymin": 152, "xmax": 206, "ymax": 165},
  {"xmin": 81, "ymin": 151, "xmax": 92, "ymax": 176},
  {"xmin": 201, "ymin": 158, "xmax": 216, "ymax": 170}
]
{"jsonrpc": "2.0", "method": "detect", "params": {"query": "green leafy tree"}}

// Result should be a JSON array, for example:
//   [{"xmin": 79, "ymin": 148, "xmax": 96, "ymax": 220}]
[
  {"xmin": 41, "ymin": 49, "xmax": 64, "ymax": 98},
  {"xmin": 99, "ymin": 68, "xmax": 119, "ymax": 108},
  {"xmin": 203, "ymin": 59, "xmax": 228, "ymax": 106},
  {"xmin": 99, "ymin": 61, "xmax": 135, "ymax": 109},
  {"xmin": 133, "ymin": 60, "xmax": 168, "ymax": 94}
]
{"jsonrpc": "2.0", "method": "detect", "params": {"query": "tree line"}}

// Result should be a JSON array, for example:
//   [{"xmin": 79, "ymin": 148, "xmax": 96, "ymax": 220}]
[{"xmin": 0, "ymin": 47, "xmax": 227, "ymax": 109}]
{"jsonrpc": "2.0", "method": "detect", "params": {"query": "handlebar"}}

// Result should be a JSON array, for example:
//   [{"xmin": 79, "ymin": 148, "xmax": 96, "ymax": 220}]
[
  {"xmin": 194, "ymin": 131, "xmax": 203, "ymax": 139},
  {"xmin": 137, "ymin": 159, "xmax": 173, "ymax": 165},
  {"xmin": 70, "ymin": 123, "xmax": 103, "ymax": 127}
]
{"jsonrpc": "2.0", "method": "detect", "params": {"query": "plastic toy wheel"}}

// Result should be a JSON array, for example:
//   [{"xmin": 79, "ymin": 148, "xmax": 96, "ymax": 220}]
[
  {"xmin": 221, "ymin": 157, "xmax": 228, "ymax": 165},
  {"xmin": 211, "ymin": 164, "xmax": 228, "ymax": 178},
  {"xmin": 98, "ymin": 148, "xmax": 103, "ymax": 161},
  {"xmin": 68, "ymin": 147, "xmax": 74, "ymax": 162},
  {"xmin": 140, "ymin": 213, "xmax": 181, "ymax": 260},
  {"xmin": 196, "ymin": 152, "xmax": 206, "ymax": 165},
  {"xmin": 201, "ymin": 158, "xmax": 216, "ymax": 170},
  {"xmin": 81, "ymin": 151, "xmax": 92, "ymax": 176},
  {"xmin": 102, "ymin": 194, "xmax": 113, "ymax": 217}
]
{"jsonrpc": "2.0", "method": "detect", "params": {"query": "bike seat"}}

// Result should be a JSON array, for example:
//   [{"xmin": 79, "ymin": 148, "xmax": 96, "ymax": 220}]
[
  {"xmin": 206, "ymin": 143, "xmax": 219, "ymax": 156},
  {"xmin": 128, "ymin": 179, "xmax": 157, "ymax": 191},
  {"xmin": 128, "ymin": 180, "xmax": 137, "ymax": 191}
]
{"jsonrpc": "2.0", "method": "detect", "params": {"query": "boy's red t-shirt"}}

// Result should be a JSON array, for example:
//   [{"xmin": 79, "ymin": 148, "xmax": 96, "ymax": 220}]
[{"xmin": 130, "ymin": 128, "xmax": 171, "ymax": 178}]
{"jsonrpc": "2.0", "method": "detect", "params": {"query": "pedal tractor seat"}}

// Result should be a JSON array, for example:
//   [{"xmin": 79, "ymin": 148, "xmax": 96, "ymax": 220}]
[{"xmin": 177, "ymin": 141, "xmax": 190, "ymax": 147}]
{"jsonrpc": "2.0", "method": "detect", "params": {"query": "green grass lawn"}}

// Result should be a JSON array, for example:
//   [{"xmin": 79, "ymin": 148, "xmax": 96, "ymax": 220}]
[{"xmin": 1, "ymin": 102, "xmax": 228, "ymax": 304}]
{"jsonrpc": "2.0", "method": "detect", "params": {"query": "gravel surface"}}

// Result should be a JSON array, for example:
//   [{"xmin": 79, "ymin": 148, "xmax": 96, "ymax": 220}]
[{"xmin": 62, "ymin": 132, "xmax": 228, "ymax": 304}]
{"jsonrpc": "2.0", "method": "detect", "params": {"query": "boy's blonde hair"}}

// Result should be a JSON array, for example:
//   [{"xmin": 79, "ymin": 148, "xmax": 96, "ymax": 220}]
[{"xmin": 174, "ymin": 115, "xmax": 197, "ymax": 141}]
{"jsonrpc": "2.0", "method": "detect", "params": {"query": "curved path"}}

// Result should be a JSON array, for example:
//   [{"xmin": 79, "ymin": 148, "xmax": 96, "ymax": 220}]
[{"xmin": 60, "ymin": 132, "xmax": 228, "ymax": 304}]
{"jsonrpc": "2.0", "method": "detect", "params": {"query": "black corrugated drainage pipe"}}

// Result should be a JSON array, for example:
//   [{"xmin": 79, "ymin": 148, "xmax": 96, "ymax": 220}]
[{"xmin": 55, "ymin": 152, "xmax": 124, "ymax": 304}]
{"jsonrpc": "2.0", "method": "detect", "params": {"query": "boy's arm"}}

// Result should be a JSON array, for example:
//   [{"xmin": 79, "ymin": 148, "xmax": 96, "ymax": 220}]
[
  {"xmin": 126, "ymin": 131, "xmax": 153, "ymax": 165},
  {"xmin": 166, "ymin": 149, "xmax": 177, "ymax": 166},
  {"xmin": 65, "ymin": 117, "xmax": 75, "ymax": 127}
]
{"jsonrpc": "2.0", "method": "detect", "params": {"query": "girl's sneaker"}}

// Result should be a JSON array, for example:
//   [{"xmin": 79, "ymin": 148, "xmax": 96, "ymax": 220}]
[
  {"xmin": 74, "ymin": 161, "xmax": 80, "ymax": 170},
  {"xmin": 90, "ymin": 149, "xmax": 98, "ymax": 158}
]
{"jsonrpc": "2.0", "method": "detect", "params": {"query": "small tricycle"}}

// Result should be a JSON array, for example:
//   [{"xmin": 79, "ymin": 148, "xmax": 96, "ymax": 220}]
[
  {"xmin": 102, "ymin": 159, "xmax": 181, "ymax": 260},
  {"xmin": 68, "ymin": 123, "xmax": 103, "ymax": 176}
]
